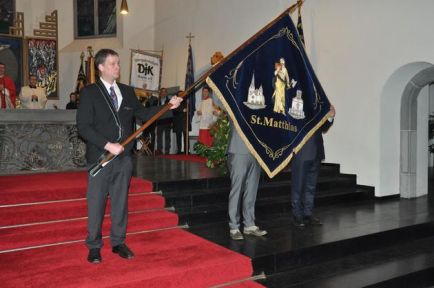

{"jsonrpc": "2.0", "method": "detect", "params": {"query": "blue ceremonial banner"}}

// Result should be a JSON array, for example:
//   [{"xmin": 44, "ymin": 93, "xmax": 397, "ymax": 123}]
[
  {"xmin": 185, "ymin": 44, "xmax": 195, "ymax": 131},
  {"xmin": 207, "ymin": 12, "xmax": 331, "ymax": 178}
]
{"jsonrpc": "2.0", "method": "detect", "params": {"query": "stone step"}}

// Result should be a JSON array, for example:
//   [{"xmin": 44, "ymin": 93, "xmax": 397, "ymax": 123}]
[
  {"xmin": 176, "ymin": 186, "xmax": 374, "ymax": 226},
  {"xmin": 364, "ymin": 267, "xmax": 434, "ymax": 288},
  {"xmin": 163, "ymin": 174, "xmax": 360, "ymax": 209},
  {"xmin": 264, "ymin": 236, "xmax": 434, "ymax": 288},
  {"xmin": 187, "ymin": 197, "xmax": 434, "ymax": 285},
  {"xmin": 154, "ymin": 163, "xmax": 343, "ymax": 192}
]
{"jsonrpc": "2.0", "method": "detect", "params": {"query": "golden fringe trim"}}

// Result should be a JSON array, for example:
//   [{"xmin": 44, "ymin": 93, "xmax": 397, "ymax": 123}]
[{"xmin": 206, "ymin": 77, "xmax": 330, "ymax": 179}]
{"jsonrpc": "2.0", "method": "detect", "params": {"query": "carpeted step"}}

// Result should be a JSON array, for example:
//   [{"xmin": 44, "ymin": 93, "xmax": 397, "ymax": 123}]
[
  {"xmin": 0, "ymin": 172, "xmax": 153, "ymax": 205},
  {"xmin": 0, "ymin": 228, "xmax": 254, "ymax": 288},
  {"xmin": 0, "ymin": 193, "xmax": 166, "ymax": 227},
  {"xmin": 0, "ymin": 210, "xmax": 179, "ymax": 252}
]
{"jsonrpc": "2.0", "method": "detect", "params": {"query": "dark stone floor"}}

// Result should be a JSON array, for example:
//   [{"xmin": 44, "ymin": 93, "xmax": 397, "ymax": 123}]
[
  {"xmin": 133, "ymin": 154, "xmax": 223, "ymax": 182},
  {"xmin": 132, "ymin": 154, "xmax": 434, "ymax": 287}
]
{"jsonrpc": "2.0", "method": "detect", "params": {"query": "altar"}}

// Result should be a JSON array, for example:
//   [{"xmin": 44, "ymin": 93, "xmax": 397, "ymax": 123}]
[{"xmin": 0, "ymin": 110, "xmax": 86, "ymax": 174}]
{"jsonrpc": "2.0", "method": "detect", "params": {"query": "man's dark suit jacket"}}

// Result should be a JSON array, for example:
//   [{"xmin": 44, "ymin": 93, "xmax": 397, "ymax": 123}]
[
  {"xmin": 77, "ymin": 80, "xmax": 159, "ymax": 164},
  {"xmin": 172, "ymin": 100, "xmax": 186, "ymax": 133},
  {"xmin": 156, "ymin": 96, "xmax": 173, "ymax": 127},
  {"xmin": 293, "ymin": 120, "xmax": 333, "ymax": 162}
]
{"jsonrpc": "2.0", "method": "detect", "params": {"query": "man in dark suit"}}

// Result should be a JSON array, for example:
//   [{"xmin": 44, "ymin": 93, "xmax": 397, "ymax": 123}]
[
  {"xmin": 291, "ymin": 106, "xmax": 335, "ymax": 227},
  {"xmin": 155, "ymin": 87, "xmax": 172, "ymax": 154},
  {"xmin": 77, "ymin": 49, "xmax": 182, "ymax": 264},
  {"xmin": 144, "ymin": 94, "xmax": 158, "ymax": 152},
  {"xmin": 172, "ymin": 90, "xmax": 187, "ymax": 154}
]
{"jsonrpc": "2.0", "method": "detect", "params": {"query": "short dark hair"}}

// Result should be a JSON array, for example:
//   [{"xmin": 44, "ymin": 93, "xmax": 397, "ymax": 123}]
[
  {"xmin": 94, "ymin": 49, "xmax": 119, "ymax": 70},
  {"xmin": 202, "ymin": 86, "xmax": 211, "ymax": 93},
  {"xmin": 29, "ymin": 74, "xmax": 37, "ymax": 79}
]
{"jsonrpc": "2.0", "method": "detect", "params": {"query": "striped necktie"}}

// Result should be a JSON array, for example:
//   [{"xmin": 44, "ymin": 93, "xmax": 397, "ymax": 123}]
[{"xmin": 109, "ymin": 86, "xmax": 118, "ymax": 110}]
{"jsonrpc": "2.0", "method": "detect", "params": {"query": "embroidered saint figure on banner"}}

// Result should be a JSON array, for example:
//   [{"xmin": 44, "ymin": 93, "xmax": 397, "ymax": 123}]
[{"xmin": 272, "ymin": 58, "xmax": 296, "ymax": 115}]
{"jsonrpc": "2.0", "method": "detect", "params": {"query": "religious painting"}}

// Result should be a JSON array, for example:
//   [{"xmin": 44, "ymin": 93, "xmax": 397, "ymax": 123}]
[
  {"xmin": 0, "ymin": 0, "xmax": 15, "ymax": 35},
  {"xmin": 26, "ymin": 37, "xmax": 58, "ymax": 99},
  {"xmin": 0, "ymin": 34, "xmax": 22, "ymax": 95},
  {"xmin": 130, "ymin": 50, "xmax": 162, "ymax": 93}
]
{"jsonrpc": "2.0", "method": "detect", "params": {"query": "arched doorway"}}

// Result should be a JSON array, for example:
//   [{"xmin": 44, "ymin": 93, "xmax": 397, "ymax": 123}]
[{"xmin": 380, "ymin": 62, "xmax": 434, "ymax": 198}]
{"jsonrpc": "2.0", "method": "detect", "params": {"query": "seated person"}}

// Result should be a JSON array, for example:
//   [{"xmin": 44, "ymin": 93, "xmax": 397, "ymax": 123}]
[{"xmin": 66, "ymin": 92, "xmax": 78, "ymax": 109}]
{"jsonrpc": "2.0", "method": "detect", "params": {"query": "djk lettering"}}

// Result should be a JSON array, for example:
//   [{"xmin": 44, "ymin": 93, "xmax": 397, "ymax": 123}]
[{"xmin": 138, "ymin": 63, "xmax": 154, "ymax": 76}]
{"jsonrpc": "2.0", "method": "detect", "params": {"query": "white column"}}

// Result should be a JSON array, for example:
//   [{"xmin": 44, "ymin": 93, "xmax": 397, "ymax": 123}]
[{"xmin": 415, "ymin": 85, "xmax": 429, "ymax": 197}]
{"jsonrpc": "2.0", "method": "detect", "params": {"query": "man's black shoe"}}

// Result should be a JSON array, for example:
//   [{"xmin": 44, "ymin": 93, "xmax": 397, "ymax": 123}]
[
  {"xmin": 87, "ymin": 248, "xmax": 101, "ymax": 264},
  {"xmin": 304, "ymin": 216, "xmax": 323, "ymax": 226},
  {"xmin": 292, "ymin": 217, "xmax": 305, "ymax": 228},
  {"xmin": 112, "ymin": 244, "xmax": 135, "ymax": 259}
]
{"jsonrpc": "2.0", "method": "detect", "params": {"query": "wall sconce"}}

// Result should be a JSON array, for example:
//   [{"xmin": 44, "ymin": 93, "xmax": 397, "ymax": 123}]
[{"xmin": 120, "ymin": 0, "xmax": 129, "ymax": 15}]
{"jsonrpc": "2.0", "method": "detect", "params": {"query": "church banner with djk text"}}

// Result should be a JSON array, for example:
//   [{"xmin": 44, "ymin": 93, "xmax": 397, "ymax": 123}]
[
  {"xmin": 130, "ymin": 50, "xmax": 162, "ymax": 92},
  {"xmin": 207, "ymin": 13, "xmax": 331, "ymax": 178}
]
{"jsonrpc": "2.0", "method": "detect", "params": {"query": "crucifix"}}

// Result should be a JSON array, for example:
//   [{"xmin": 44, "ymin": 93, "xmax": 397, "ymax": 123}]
[{"xmin": 186, "ymin": 32, "xmax": 195, "ymax": 44}]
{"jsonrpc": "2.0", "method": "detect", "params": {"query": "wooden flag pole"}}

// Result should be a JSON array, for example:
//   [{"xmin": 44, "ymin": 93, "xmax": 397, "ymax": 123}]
[{"xmin": 89, "ymin": 1, "xmax": 303, "ymax": 176}]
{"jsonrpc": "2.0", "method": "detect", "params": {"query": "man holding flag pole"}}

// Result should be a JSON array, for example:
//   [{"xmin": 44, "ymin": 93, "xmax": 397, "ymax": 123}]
[{"xmin": 77, "ymin": 49, "xmax": 182, "ymax": 264}]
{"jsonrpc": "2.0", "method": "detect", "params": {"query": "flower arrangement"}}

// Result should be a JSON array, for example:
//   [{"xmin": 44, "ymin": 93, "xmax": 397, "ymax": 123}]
[{"xmin": 194, "ymin": 112, "xmax": 230, "ymax": 170}]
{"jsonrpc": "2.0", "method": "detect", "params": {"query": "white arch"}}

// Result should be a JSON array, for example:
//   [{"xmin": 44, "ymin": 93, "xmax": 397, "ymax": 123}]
[{"xmin": 380, "ymin": 62, "xmax": 433, "ymax": 197}]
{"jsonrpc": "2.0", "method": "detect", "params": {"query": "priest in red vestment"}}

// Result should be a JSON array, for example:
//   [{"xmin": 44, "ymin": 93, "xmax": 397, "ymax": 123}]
[{"xmin": 0, "ymin": 62, "xmax": 17, "ymax": 109}]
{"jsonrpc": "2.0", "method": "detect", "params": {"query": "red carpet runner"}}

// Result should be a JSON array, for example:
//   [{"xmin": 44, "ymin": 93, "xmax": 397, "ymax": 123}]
[{"xmin": 0, "ymin": 172, "xmax": 261, "ymax": 287}]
